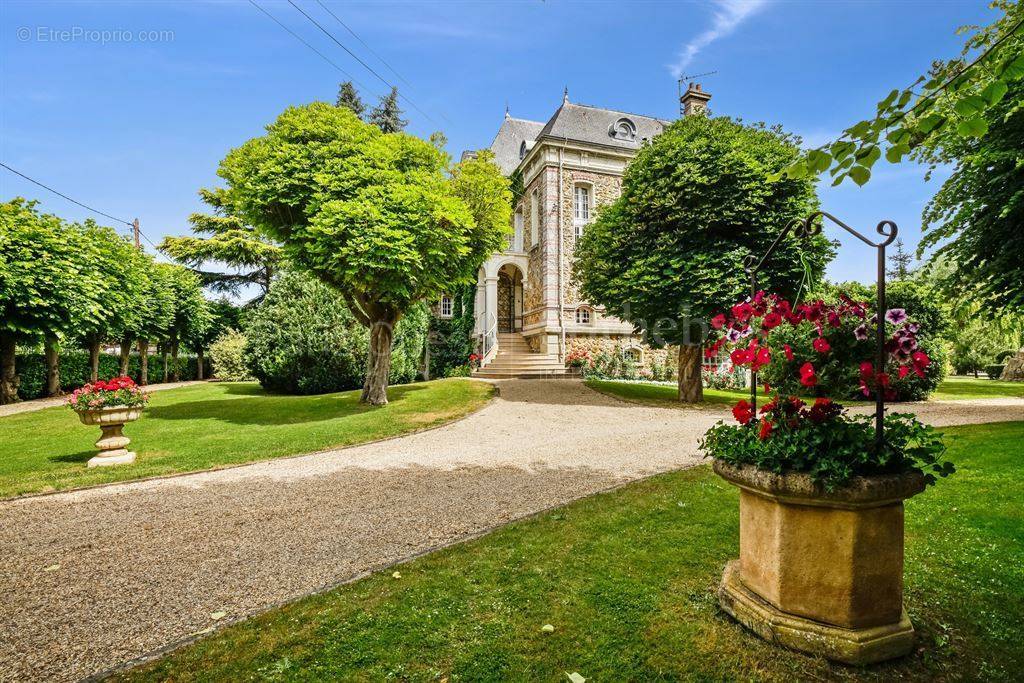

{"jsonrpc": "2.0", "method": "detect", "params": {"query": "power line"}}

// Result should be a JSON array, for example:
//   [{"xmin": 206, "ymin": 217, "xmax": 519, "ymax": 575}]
[
  {"xmin": 285, "ymin": 0, "xmax": 442, "ymax": 127},
  {"xmin": 313, "ymin": 0, "xmax": 452, "ymax": 125},
  {"xmin": 314, "ymin": 0, "xmax": 412, "ymax": 90},
  {"xmin": 247, "ymin": 0, "xmax": 381, "ymax": 100},
  {"xmin": 1, "ymin": 161, "xmax": 132, "ymax": 227}
]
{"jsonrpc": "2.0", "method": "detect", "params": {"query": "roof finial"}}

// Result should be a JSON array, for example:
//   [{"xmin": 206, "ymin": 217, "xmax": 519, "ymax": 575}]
[
  {"xmin": 562, "ymin": 86, "xmax": 569, "ymax": 105},
  {"xmin": 504, "ymin": 101, "xmax": 510, "ymax": 119}
]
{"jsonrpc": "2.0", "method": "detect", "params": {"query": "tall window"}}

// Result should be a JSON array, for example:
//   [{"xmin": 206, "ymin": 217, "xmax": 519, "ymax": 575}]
[
  {"xmin": 530, "ymin": 189, "xmax": 540, "ymax": 246},
  {"xmin": 574, "ymin": 185, "xmax": 591, "ymax": 241},
  {"xmin": 439, "ymin": 295, "xmax": 453, "ymax": 319},
  {"xmin": 512, "ymin": 210, "xmax": 524, "ymax": 251}
]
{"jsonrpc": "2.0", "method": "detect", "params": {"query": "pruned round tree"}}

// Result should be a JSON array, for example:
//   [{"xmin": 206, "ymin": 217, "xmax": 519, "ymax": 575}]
[
  {"xmin": 574, "ymin": 115, "xmax": 832, "ymax": 402},
  {"xmin": 218, "ymin": 103, "xmax": 510, "ymax": 404}
]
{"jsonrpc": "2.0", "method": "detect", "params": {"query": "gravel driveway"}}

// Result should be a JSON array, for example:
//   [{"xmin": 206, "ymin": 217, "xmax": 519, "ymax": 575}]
[{"xmin": 1, "ymin": 380, "xmax": 1021, "ymax": 682}]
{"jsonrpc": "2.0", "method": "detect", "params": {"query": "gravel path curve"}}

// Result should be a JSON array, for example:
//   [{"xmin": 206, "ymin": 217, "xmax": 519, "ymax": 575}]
[
  {"xmin": 1, "ymin": 380, "xmax": 1021, "ymax": 682},
  {"xmin": 0, "ymin": 381, "xmax": 209, "ymax": 418}
]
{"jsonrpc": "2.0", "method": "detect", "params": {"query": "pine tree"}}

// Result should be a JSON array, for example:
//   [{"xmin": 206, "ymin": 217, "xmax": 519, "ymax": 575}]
[
  {"xmin": 335, "ymin": 81, "xmax": 365, "ymax": 118},
  {"xmin": 368, "ymin": 87, "xmax": 407, "ymax": 133},
  {"xmin": 887, "ymin": 238, "xmax": 914, "ymax": 281}
]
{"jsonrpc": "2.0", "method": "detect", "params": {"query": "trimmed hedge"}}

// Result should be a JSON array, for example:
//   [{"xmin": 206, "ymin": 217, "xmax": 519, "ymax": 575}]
[
  {"xmin": 14, "ymin": 350, "xmax": 200, "ymax": 400},
  {"xmin": 986, "ymin": 364, "xmax": 1006, "ymax": 380}
]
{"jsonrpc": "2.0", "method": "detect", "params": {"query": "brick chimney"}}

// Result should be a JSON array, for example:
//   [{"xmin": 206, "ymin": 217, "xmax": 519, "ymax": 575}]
[{"xmin": 680, "ymin": 82, "xmax": 711, "ymax": 116}]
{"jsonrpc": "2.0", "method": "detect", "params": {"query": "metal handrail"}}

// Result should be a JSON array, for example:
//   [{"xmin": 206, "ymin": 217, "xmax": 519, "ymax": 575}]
[{"xmin": 478, "ymin": 311, "xmax": 499, "ymax": 367}]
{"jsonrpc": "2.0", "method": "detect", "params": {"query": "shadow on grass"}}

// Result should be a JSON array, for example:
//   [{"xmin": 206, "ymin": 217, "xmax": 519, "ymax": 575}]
[
  {"xmin": 145, "ymin": 383, "xmax": 429, "ymax": 426},
  {"xmin": 48, "ymin": 450, "xmax": 95, "ymax": 464}
]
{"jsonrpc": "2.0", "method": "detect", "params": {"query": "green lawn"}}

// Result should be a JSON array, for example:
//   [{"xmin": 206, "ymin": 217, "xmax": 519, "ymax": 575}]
[
  {"xmin": 122, "ymin": 422, "xmax": 1024, "ymax": 682},
  {"xmin": 588, "ymin": 376, "xmax": 1024, "ymax": 407},
  {"xmin": 931, "ymin": 376, "xmax": 1024, "ymax": 400},
  {"xmin": 0, "ymin": 379, "xmax": 493, "ymax": 499}
]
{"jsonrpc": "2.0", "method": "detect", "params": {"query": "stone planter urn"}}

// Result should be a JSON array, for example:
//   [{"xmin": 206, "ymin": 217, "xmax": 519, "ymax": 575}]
[
  {"xmin": 76, "ymin": 406, "xmax": 143, "ymax": 468},
  {"xmin": 713, "ymin": 460, "xmax": 926, "ymax": 665}
]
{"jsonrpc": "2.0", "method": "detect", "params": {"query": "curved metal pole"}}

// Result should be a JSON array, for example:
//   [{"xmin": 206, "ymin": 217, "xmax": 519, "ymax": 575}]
[{"xmin": 742, "ymin": 212, "xmax": 898, "ymax": 450}]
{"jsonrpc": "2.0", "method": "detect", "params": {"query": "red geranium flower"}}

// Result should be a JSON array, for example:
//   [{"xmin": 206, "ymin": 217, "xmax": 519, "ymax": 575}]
[
  {"xmin": 812, "ymin": 337, "xmax": 831, "ymax": 353},
  {"xmin": 783, "ymin": 344, "xmax": 794, "ymax": 361},
  {"xmin": 762, "ymin": 311, "xmax": 782, "ymax": 330},
  {"xmin": 758, "ymin": 419, "xmax": 774, "ymax": 440},
  {"xmin": 732, "ymin": 399, "xmax": 754, "ymax": 425},
  {"xmin": 799, "ymin": 362, "xmax": 817, "ymax": 387},
  {"xmin": 711, "ymin": 313, "xmax": 727, "ymax": 330},
  {"xmin": 730, "ymin": 348, "xmax": 751, "ymax": 366}
]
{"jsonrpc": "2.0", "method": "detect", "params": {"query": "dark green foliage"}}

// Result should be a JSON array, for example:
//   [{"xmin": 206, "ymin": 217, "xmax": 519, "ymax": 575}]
[
  {"xmin": 575, "ymin": 115, "xmax": 831, "ymax": 347},
  {"xmin": 427, "ymin": 284, "xmax": 475, "ymax": 378},
  {"xmin": 701, "ymin": 408, "xmax": 951, "ymax": 489},
  {"xmin": 243, "ymin": 270, "xmax": 427, "ymax": 395},
  {"xmin": 920, "ymin": 77, "xmax": 1024, "ymax": 314},
  {"xmin": 986, "ymin": 364, "xmax": 1006, "ymax": 380},
  {"xmin": 335, "ymin": 81, "xmax": 365, "ymax": 118},
  {"xmin": 367, "ymin": 86, "xmax": 406, "ymax": 133},
  {"xmin": 15, "ymin": 351, "xmax": 199, "ymax": 400}
]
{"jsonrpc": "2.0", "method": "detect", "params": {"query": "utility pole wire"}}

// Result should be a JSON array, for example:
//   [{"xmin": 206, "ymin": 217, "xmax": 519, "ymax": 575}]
[
  {"xmin": 0, "ymin": 162, "xmax": 132, "ymax": 227},
  {"xmin": 247, "ymin": 0, "xmax": 381, "ymax": 101},
  {"xmin": 285, "ymin": 0, "xmax": 442, "ymax": 128},
  {"xmin": 314, "ymin": 0, "xmax": 412, "ymax": 89},
  {"xmin": 313, "ymin": 0, "xmax": 453, "ymax": 125}
]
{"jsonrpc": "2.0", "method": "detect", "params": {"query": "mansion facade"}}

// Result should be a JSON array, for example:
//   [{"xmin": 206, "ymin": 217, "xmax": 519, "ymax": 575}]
[{"xmin": 463, "ymin": 84, "xmax": 712, "ymax": 369}]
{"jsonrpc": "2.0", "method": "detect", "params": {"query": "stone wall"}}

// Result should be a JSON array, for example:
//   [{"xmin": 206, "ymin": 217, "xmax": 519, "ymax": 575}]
[
  {"xmin": 560, "ymin": 169, "xmax": 622, "ymax": 306},
  {"xmin": 567, "ymin": 335, "xmax": 677, "ymax": 372}
]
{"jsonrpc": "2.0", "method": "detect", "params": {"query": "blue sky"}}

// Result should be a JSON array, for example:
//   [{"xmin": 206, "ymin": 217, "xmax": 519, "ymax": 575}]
[{"xmin": 0, "ymin": 0, "xmax": 994, "ymax": 287}]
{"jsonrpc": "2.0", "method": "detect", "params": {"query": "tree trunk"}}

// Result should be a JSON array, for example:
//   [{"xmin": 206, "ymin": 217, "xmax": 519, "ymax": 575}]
[
  {"xmin": 197, "ymin": 347, "xmax": 205, "ymax": 380},
  {"xmin": 119, "ymin": 337, "xmax": 132, "ymax": 376},
  {"xmin": 88, "ymin": 335, "xmax": 101, "ymax": 383},
  {"xmin": 677, "ymin": 343, "xmax": 704, "ymax": 403},
  {"xmin": 361, "ymin": 319, "xmax": 395, "ymax": 406},
  {"xmin": 171, "ymin": 341, "xmax": 180, "ymax": 382},
  {"xmin": 44, "ymin": 334, "xmax": 61, "ymax": 397},
  {"xmin": 138, "ymin": 339, "xmax": 150, "ymax": 386},
  {"xmin": 974, "ymin": 368, "xmax": 979, "ymax": 378},
  {"xmin": 0, "ymin": 333, "xmax": 20, "ymax": 405}
]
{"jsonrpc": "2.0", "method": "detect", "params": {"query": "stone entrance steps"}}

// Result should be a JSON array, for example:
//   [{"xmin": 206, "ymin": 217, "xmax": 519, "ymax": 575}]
[{"xmin": 473, "ymin": 333, "xmax": 577, "ymax": 380}]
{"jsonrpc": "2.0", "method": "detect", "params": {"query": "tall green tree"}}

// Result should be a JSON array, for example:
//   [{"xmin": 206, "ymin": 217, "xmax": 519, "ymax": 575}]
[
  {"xmin": 886, "ymin": 237, "xmax": 915, "ymax": 281},
  {"xmin": 918, "ymin": 76, "xmax": 1024, "ymax": 313},
  {"xmin": 191, "ymin": 298, "xmax": 242, "ymax": 379},
  {"xmin": 336, "ymin": 80, "xmax": 365, "ymax": 118},
  {"xmin": 574, "ymin": 116, "xmax": 830, "ymax": 402},
  {"xmin": 77, "ymin": 221, "xmax": 147, "ymax": 382},
  {"xmin": 368, "ymin": 86, "xmax": 407, "ymax": 133},
  {"xmin": 0, "ymin": 199, "xmax": 102, "ymax": 402},
  {"xmin": 218, "ymin": 103, "xmax": 509, "ymax": 404},
  {"xmin": 160, "ymin": 188, "xmax": 280, "ymax": 301},
  {"xmin": 121, "ymin": 260, "xmax": 176, "ymax": 385},
  {"xmin": 164, "ymin": 266, "xmax": 211, "ymax": 382}
]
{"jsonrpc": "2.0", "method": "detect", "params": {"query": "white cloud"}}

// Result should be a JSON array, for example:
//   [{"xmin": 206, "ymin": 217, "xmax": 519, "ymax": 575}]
[{"xmin": 669, "ymin": 0, "xmax": 770, "ymax": 78}]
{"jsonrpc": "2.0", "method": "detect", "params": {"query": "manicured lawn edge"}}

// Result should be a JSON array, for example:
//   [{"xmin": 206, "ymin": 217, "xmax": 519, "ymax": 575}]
[
  {"xmin": 118, "ymin": 421, "xmax": 1024, "ymax": 681},
  {"xmin": 101, "ymin": 456, "xmax": 650, "ymax": 681},
  {"xmin": 0, "ymin": 379, "xmax": 498, "ymax": 502}
]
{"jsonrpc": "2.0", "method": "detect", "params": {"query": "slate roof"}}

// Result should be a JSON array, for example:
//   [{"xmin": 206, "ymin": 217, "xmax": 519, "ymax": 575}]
[
  {"xmin": 488, "ymin": 115, "xmax": 545, "ymax": 175},
  {"xmin": 486, "ymin": 100, "xmax": 669, "ymax": 176}
]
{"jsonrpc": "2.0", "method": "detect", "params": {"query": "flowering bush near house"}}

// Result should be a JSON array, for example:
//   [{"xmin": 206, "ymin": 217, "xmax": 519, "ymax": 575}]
[
  {"xmin": 66, "ymin": 376, "xmax": 149, "ymax": 412},
  {"xmin": 700, "ymin": 291, "xmax": 952, "ymax": 489}
]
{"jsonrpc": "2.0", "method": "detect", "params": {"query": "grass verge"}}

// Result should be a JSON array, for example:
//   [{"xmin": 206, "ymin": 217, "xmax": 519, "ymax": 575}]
[
  {"xmin": 0, "ymin": 379, "xmax": 494, "ymax": 498},
  {"xmin": 121, "ymin": 422, "xmax": 1024, "ymax": 682},
  {"xmin": 931, "ymin": 376, "xmax": 1024, "ymax": 400}
]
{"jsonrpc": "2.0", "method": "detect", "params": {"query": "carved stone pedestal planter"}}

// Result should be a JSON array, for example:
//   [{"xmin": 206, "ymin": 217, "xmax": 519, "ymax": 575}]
[
  {"xmin": 76, "ymin": 406, "xmax": 143, "ymax": 468},
  {"xmin": 713, "ymin": 460, "xmax": 926, "ymax": 665}
]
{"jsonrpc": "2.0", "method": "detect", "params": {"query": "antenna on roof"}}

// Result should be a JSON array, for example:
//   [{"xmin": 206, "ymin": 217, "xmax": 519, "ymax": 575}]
[{"xmin": 678, "ymin": 71, "xmax": 718, "ymax": 116}]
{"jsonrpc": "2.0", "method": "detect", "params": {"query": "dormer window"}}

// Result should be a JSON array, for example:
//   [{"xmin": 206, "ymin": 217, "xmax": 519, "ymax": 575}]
[
  {"xmin": 609, "ymin": 117, "xmax": 637, "ymax": 142},
  {"xmin": 519, "ymin": 141, "xmax": 528, "ymax": 159},
  {"xmin": 575, "ymin": 306, "xmax": 592, "ymax": 325}
]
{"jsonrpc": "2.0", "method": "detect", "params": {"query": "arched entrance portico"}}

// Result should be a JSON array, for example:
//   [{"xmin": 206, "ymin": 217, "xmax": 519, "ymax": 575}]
[{"xmin": 497, "ymin": 263, "xmax": 524, "ymax": 333}]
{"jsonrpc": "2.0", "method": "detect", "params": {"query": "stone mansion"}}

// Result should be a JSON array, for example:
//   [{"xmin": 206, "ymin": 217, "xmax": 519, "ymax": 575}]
[{"xmin": 454, "ymin": 84, "xmax": 712, "ymax": 376}]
